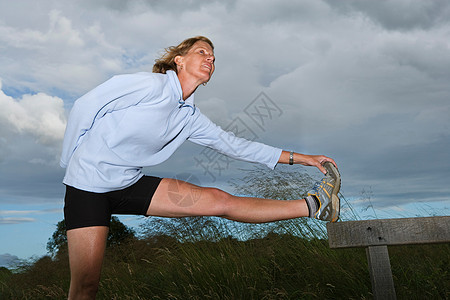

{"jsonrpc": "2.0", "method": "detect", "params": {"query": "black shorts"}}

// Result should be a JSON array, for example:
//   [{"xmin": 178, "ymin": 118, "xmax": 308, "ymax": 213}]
[{"xmin": 64, "ymin": 176, "xmax": 162, "ymax": 230}]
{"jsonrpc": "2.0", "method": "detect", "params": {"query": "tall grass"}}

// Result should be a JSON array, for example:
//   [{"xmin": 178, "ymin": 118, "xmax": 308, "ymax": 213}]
[
  {"xmin": 1, "ymin": 220, "xmax": 449, "ymax": 299},
  {"xmin": 1, "ymin": 166, "xmax": 448, "ymax": 299},
  {"xmin": 2, "ymin": 220, "xmax": 447, "ymax": 299}
]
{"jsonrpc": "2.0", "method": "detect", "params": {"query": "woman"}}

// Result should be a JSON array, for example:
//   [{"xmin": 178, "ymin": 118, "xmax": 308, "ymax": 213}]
[{"xmin": 60, "ymin": 36, "xmax": 340, "ymax": 299}]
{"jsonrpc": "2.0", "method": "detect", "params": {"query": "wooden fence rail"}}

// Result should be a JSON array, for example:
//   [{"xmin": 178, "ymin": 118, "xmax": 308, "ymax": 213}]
[{"xmin": 326, "ymin": 216, "xmax": 450, "ymax": 300}]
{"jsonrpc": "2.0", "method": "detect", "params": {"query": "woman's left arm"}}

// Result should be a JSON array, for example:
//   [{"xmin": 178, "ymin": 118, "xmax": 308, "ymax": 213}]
[
  {"xmin": 188, "ymin": 111, "xmax": 337, "ymax": 174},
  {"xmin": 278, "ymin": 151, "xmax": 337, "ymax": 174},
  {"xmin": 187, "ymin": 111, "xmax": 281, "ymax": 169}
]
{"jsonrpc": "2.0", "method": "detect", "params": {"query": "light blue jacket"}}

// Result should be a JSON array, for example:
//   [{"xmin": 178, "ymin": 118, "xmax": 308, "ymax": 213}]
[{"xmin": 60, "ymin": 70, "xmax": 282, "ymax": 192}]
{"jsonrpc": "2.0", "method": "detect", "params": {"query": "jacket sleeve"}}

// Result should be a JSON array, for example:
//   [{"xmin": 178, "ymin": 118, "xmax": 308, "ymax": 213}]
[
  {"xmin": 187, "ymin": 110, "xmax": 282, "ymax": 169},
  {"xmin": 60, "ymin": 73, "xmax": 158, "ymax": 168}
]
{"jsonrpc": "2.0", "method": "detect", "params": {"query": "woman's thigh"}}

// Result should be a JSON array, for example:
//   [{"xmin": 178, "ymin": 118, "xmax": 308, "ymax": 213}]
[
  {"xmin": 67, "ymin": 226, "xmax": 109, "ymax": 285},
  {"xmin": 147, "ymin": 178, "xmax": 229, "ymax": 218}
]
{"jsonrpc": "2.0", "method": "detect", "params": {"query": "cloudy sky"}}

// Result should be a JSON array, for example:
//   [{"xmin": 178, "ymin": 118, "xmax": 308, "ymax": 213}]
[{"xmin": 1, "ymin": 0, "xmax": 449, "ymax": 265}]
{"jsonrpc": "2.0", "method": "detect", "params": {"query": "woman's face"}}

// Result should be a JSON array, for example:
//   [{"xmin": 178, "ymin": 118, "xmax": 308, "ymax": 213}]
[{"xmin": 177, "ymin": 41, "xmax": 215, "ymax": 85}]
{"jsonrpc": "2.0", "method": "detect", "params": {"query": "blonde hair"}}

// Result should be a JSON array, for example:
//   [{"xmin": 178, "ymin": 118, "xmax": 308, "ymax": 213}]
[{"xmin": 153, "ymin": 36, "xmax": 214, "ymax": 74}]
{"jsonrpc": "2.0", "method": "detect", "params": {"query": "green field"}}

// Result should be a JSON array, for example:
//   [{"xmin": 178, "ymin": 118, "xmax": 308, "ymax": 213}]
[
  {"xmin": 1, "ymin": 167, "xmax": 449, "ymax": 299},
  {"xmin": 2, "ymin": 215, "xmax": 449, "ymax": 299}
]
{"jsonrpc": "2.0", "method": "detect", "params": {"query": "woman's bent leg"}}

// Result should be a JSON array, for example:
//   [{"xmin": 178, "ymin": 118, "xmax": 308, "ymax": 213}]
[
  {"xmin": 147, "ymin": 178, "xmax": 309, "ymax": 222},
  {"xmin": 67, "ymin": 226, "xmax": 109, "ymax": 300}
]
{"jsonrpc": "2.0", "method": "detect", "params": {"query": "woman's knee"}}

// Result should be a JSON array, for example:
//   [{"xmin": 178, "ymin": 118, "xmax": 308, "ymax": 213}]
[
  {"xmin": 69, "ymin": 273, "xmax": 100, "ymax": 299},
  {"xmin": 203, "ymin": 187, "xmax": 233, "ymax": 216}
]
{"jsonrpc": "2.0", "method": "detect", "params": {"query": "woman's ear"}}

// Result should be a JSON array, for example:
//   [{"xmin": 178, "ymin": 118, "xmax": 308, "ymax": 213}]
[{"xmin": 174, "ymin": 55, "xmax": 183, "ymax": 69}]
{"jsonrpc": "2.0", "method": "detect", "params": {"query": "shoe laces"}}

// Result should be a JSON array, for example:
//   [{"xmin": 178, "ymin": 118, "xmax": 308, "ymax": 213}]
[{"xmin": 311, "ymin": 178, "xmax": 326, "ymax": 192}]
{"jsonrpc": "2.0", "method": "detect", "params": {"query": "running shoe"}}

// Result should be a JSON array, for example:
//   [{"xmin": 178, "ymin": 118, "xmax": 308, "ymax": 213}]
[{"xmin": 308, "ymin": 162, "xmax": 341, "ymax": 222}]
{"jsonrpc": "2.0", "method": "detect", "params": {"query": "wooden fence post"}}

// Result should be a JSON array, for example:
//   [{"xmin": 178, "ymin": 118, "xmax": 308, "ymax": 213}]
[
  {"xmin": 366, "ymin": 245, "xmax": 396, "ymax": 300},
  {"xmin": 326, "ymin": 216, "xmax": 450, "ymax": 299}
]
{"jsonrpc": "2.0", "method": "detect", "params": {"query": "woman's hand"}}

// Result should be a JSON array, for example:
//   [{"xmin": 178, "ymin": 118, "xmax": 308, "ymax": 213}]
[{"xmin": 279, "ymin": 151, "xmax": 337, "ymax": 174}]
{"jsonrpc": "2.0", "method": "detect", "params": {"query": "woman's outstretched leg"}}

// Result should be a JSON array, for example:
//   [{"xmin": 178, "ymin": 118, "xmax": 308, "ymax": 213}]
[
  {"xmin": 67, "ymin": 226, "xmax": 108, "ymax": 300},
  {"xmin": 147, "ymin": 178, "xmax": 309, "ymax": 222}
]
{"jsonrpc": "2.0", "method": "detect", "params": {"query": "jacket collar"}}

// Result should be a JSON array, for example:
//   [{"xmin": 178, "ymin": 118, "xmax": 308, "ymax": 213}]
[{"xmin": 167, "ymin": 70, "xmax": 196, "ymax": 114}]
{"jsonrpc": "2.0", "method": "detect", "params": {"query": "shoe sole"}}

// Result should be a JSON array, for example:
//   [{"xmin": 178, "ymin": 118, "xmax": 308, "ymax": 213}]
[{"xmin": 323, "ymin": 162, "xmax": 341, "ymax": 222}]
